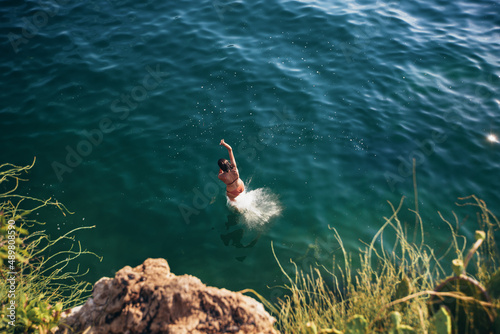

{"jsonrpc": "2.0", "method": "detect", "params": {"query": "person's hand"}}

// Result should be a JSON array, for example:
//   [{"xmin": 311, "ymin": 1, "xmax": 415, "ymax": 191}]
[{"xmin": 220, "ymin": 139, "xmax": 232, "ymax": 150}]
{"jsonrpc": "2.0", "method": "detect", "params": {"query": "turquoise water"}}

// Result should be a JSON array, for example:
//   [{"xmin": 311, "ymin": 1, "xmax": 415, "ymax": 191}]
[{"xmin": 2, "ymin": 0, "xmax": 499, "ymax": 300}]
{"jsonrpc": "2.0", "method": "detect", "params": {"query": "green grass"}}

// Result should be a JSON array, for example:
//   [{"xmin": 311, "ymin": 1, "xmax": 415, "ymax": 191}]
[
  {"xmin": 2, "ymin": 159, "xmax": 499, "ymax": 334},
  {"xmin": 272, "ymin": 195, "xmax": 500, "ymax": 334},
  {"xmin": 0, "ymin": 159, "xmax": 100, "ymax": 334}
]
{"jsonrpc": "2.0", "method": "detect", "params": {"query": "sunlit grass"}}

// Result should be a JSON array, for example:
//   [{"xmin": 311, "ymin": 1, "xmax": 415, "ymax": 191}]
[
  {"xmin": 272, "ymin": 194, "xmax": 500, "ymax": 333},
  {"xmin": 0, "ymin": 159, "xmax": 100, "ymax": 333}
]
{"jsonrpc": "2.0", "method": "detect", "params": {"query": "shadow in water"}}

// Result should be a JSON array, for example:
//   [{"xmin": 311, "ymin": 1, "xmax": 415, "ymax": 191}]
[{"xmin": 220, "ymin": 213, "xmax": 261, "ymax": 262}]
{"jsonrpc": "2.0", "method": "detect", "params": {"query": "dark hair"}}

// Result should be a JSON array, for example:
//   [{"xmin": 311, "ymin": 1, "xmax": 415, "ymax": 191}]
[{"xmin": 218, "ymin": 158, "xmax": 233, "ymax": 172}]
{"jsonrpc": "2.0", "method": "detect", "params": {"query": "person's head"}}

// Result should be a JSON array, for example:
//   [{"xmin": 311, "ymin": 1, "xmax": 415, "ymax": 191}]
[{"xmin": 218, "ymin": 158, "xmax": 233, "ymax": 172}]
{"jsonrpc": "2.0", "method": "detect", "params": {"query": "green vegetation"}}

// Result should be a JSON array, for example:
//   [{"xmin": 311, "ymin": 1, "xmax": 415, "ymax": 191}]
[
  {"xmin": 2, "ymin": 159, "xmax": 500, "ymax": 334},
  {"xmin": 0, "ymin": 159, "xmax": 99, "ymax": 334},
  {"xmin": 272, "ymin": 195, "xmax": 500, "ymax": 334}
]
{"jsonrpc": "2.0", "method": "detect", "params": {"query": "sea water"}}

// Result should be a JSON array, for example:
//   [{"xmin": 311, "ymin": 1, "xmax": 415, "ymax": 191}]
[{"xmin": 1, "ymin": 0, "xmax": 499, "ymax": 301}]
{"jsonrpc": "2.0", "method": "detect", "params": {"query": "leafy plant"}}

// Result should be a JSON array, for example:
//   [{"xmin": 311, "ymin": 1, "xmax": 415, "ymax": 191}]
[
  {"xmin": 272, "ymin": 194, "xmax": 500, "ymax": 333},
  {"xmin": 0, "ymin": 159, "xmax": 100, "ymax": 333}
]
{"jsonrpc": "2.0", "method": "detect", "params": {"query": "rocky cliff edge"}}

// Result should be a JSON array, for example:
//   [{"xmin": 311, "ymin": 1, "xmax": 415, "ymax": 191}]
[{"xmin": 55, "ymin": 258, "xmax": 278, "ymax": 334}]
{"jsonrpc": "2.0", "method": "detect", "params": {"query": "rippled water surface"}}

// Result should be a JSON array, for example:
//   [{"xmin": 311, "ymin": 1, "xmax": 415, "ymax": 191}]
[{"xmin": 1, "ymin": 0, "xmax": 499, "ymax": 299}]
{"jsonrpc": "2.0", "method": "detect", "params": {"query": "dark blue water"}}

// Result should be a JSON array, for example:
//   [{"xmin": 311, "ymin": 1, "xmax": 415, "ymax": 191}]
[{"xmin": 1, "ymin": 0, "xmax": 499, "ymax": 301}]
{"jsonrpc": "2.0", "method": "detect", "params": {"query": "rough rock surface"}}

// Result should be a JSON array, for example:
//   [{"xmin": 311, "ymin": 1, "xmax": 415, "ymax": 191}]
[{"xmin": 55, "ymin": 258, "xmax": 278, "ymax": 334}]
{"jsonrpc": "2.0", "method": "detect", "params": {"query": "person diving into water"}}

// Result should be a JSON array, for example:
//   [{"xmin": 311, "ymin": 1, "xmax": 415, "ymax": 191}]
[{"xmin": 218, "ymin": 139, "xmax": 245, "ymax": 201}]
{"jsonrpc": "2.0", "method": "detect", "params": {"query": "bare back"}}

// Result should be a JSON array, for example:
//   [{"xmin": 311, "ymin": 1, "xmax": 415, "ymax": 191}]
[{"xmin": 218, "ymin": 167, "xmax": 239, "ymax": 186}]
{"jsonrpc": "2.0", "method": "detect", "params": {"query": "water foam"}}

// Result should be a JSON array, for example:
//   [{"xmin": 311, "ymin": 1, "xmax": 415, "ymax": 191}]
[{"xmin": 227, "ymin": 187, "xmax": 283, "ymax": 228}]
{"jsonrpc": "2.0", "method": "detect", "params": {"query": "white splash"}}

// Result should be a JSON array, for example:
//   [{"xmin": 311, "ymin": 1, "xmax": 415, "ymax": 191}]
[{"xmin": 227, "ymin": 187, "xmax": 283, "ymax": 228}]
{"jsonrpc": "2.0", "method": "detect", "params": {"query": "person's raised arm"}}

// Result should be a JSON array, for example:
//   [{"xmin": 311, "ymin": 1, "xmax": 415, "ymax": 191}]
[{"xmin": 220, "ymin": 139, "xmax": 237, "ymax": 168}]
